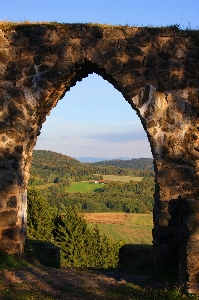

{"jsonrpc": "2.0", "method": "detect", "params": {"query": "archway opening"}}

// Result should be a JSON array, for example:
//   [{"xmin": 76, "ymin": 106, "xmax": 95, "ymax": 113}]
[
  {"xmin": 28, "ymin": 73, "xmax": 155, "ymax": 268},
  {"xmin": 35, "ymin": 73, "xmax": 152, "ymax": 160}
]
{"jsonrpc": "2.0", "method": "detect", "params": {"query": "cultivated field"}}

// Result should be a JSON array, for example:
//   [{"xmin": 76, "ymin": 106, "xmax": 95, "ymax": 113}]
[
  {"xmin": 84, "ymin": 212, "xmax": 153, "ymax": 245},
  {"xmin": 84, "ymin": 212, "xmax": 128, "ymax": 224},
  {"xmin": 97, "ymin": 174, "xmax": 143, "ymax": 182}
]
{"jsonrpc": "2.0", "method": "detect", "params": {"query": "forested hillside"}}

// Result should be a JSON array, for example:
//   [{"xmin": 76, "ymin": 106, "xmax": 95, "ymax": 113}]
[
  {"xmin": 28, "ymin": 150, "xmax": 155, "ymax": 214},
  {"xmin": 29, "ymin": 150, "xmax": 92, "ymax": 186},
  {"xmin": 93, "ymin": 158, "xmax": 154, "ymax": 171},
  {"xmin": 29, "ymin": 150, "xmax": 154, "ymax": 186}
]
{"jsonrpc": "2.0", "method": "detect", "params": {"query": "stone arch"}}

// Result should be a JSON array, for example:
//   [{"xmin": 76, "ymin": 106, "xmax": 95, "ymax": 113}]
[{"xmin": 0, "ymin": 23, "xmax": 199, "ymax": 289}]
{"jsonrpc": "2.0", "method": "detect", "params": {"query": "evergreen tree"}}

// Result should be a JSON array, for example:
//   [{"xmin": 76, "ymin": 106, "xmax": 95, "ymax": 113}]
[
  {"xmin": 87, "ymin": 225, "xmax": 119, "ymax": 268},
  {"xmin": 53, "ymin": 206, "xmax": 119, "ymax": 268},
  {"xmin": 53, "ymin": 206, "xmax": 89, "ymax": 267},
  {"xmin": 27, "ymin": 188, "xmax": 54, "ymax": 241}
]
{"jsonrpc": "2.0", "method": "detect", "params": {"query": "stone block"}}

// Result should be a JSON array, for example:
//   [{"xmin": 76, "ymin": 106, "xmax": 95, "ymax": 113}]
[
  {"xmin": 127, "ymin": 59, "xmax": 142, "ymax": 68},
  {"xmin": 90, "ymin": 26, "xmax": 104, "ymax": 38},
  {"xmin": 7, "ymin": 196, "xmax": 17, "ymax": 208},
  {"xmin": 0, "ymin": 210, "xmax": 17, "ymax": 227},
  {"xmin": 0, "ymin": 239, "xmax": 19, "ymax": 254},
  {"xmin": 158, "ymin": 51, "xmax": 171, "ymax": 60},
  {"xmin": 125, "ymin": 45, "xmax": 143, "ymax": 57},
  {"xmin": 2, "ymin": 227, "xmax": 19, "ymax": 240}
]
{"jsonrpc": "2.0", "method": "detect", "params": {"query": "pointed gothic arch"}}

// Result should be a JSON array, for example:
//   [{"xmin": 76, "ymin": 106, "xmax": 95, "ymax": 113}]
[{"xmin": 35, "ymin": 72, "xmax": 151, "ymax": 158}]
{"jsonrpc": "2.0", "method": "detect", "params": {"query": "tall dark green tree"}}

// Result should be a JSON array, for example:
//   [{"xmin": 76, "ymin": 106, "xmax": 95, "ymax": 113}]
[
  {"xmin": 27, "ymin": 188, "xmax": 54, "ymax": 241},
  {"xmin": 53, "ymin": 206, "xmax": 88, "ymax": 267},
  {"xmin": 86, "ymin": 225, "xmax": 119, "ymax": 268}
]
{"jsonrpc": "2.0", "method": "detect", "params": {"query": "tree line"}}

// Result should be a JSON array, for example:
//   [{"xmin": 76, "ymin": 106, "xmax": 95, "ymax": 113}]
[{"xmin": 92, "ymin": 157, "xmax": 154, "ymax": 170}]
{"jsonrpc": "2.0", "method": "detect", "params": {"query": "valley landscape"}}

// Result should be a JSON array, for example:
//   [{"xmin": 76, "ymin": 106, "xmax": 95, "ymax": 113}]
[{"xmin": 29, "ymin": 150, "xmax": 155, "ymax": 214}]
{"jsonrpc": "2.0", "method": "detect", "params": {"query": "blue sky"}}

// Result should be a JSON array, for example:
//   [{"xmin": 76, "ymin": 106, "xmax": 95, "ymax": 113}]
[{"xmin": 1, "ymin": 0, "xmax": 199, "ymax": 159}]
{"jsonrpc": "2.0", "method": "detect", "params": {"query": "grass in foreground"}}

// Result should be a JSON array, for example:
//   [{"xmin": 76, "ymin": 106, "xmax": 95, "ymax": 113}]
[
  {"xmin": 0, "ymin": 214, "xmax": 198, "ymax": 299},
  {"xmin": 0, "ymin": 250, "xmax": 198, "ymax": 300},
  {"xmin": 0, "ymin": 251, "xmax": 30, "ymax": 270}
]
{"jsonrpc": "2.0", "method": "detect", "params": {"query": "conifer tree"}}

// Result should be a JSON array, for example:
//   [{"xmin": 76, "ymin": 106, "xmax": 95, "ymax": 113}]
[
  {"xmin": 53, "ymin": 206, "xmax": 89, "ymax": 267},
  {"xmin": 53, "ymin": 206, "xmax": 119, "ymax": 268},
  {"xmin": 27, "ymin": 188, "xmax": 54, "ymax": 241}
]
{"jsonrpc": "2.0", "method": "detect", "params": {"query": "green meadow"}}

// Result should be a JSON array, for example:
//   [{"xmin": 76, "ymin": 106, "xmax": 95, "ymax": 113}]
[{"xmin": 67, "ymin": 181, "xmax": 98, "ymax": 193}]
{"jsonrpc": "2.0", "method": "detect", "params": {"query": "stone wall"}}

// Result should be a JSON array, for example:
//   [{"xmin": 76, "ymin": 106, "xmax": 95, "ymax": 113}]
[{"xmin": 0, "ymin": 23, "xmax": 199, "ymax": 288}]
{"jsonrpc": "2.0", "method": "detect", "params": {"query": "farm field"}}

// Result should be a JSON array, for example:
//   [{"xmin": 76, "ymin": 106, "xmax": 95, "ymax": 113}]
[
  {"xmin": 97, "ymin": 174, "xmax": 143, "ymax": 182},
  {"xmin": 83, "ymin": 212, "xmax": 153, "ymax": 245}
]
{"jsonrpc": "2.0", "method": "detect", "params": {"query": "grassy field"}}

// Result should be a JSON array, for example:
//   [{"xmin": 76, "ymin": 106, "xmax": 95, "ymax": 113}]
[
  {"xmin": 67, "ymin": 181, "xmax": 98, "ymax": 193},
  {"xmin": 97, "ymin": 174, "xmax": 143, "ymax": 182},
  {"xmin": 83, "ymin": 212, "xmax": 153, "ymax": 245}
]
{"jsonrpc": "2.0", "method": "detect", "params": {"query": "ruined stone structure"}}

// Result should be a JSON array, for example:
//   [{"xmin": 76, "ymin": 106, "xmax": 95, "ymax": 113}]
[{"xmin": 0, "ymin": 23, "xmax": 199, "ymax": 290}]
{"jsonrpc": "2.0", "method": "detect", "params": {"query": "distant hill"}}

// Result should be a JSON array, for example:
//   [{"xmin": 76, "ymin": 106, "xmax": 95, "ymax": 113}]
[
  {"xmin": 29, "ymin": 150, "xmax": 85, "ymax": 186},
  {"xmin": 92, "ymin": 158, "xmax": 154, "ymax": 170},
  {"xmin": 77, "ymin": 157, "xmax": 132, "ymax": 163},
  {"xmin": 29, "ymin": 150, "xmax": 155, "ymax": 214},
  {"xmin": 29, "ymin": 150, "xmax": 154, "ymax": 186}
]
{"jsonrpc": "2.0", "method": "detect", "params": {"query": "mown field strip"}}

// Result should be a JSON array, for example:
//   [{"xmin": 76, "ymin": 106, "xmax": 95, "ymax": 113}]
[
  {"xmin": 125, "ymin": 213, "xmax": 153, "ymax": 226},
  {"xmin": 84, "ymin": 212, "xmax": 127, "ymax": 224},
  {"xmin": 100, "ymin": 174, "xmax": 143, "ymax": 182},
  {"xmin": 95, "ymin": 223, "xmax": 153, "ymax": 245},
  {"xmin": 84, "ymin": 213, "xmax": 153, "ymax": 245}
]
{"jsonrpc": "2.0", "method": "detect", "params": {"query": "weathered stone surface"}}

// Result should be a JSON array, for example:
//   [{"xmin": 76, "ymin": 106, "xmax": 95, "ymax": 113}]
[
  {"xmin": 7, "ymin": 196, "xmax": 17, "ymax": 208},
  {"xmin": 0, "ymin": 23, "xmax": 198, "ymax": 290},
  {"xmin": 2, "ymin": 227, "xmax": 19, "ymax": 240},
  {"xmin": 0, "ymin": 210, "xmax": 17, "ymax": 226}
]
